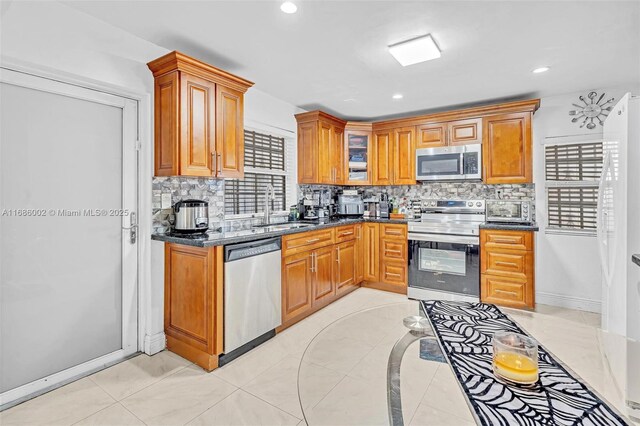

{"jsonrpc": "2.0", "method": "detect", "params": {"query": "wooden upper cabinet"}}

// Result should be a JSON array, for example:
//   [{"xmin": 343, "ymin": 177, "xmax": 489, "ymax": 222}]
[
  {"xmin": 318, "ymin": 121, "xmax": 333, "ymax": 184},
  {"xmin": 216, "ymin": 85, "xmax": 244, "ymax": 178},
  {"xmin": 448, "ymin": 118, "xmax": 482, "ymax": 146},
  {"xmin": 294, "ymin": 111, "xmax": 346, "ymax": 185},
  {"xmin": 344, "ymin": 122, "xmax": 373, "ymax": 186},
  {"xmin": 297, "ymin": 121, "xmax": 318, "ymax": 184},
  {"xmin": 148, "ymin": 51, "xmax": 253, "ymax": 177},
  {"xmin": 393, "ymin": 126, "xmax": 416, "ymax": 185},
  {"xmin": 180, "ymin": 73, "xmax": 216, "ymax": 177},
  {"xmin": 483, "ymin": 112, "xmax": 532, "ymax": 184},
  {"xmin": 417, "ymin": 123, "xmax": 447, "ymax": 148},
  {"xmin": 372, "ymin": 129, "xmax": 393, "ymax": 185},
  {"xmin": 333, "ymin": 125, "xmax": 345, "ymax": 184},
  {"xmin": 416, "ymin": 118, "xmax": 481, "ymax": 149}
]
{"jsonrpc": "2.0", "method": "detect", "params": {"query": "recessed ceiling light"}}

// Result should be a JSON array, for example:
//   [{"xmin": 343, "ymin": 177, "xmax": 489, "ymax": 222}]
[
  {"xmin": 392, "ymin": 94, "xmax": 403, "ymax": 100},
  {"xmin": 280, "ymin": 1, "xmax": 297, "ymax": 14},
  {"xmin": 343, "ymin": 98, "xmax": 356, "ymax": 102},
  {"xmin": 532, "ymin": 66, "xmax": 550, "ymax": 74},
  {"xmin": 388, "ymin": 34, "xmax": 441, "ymax": 67}
]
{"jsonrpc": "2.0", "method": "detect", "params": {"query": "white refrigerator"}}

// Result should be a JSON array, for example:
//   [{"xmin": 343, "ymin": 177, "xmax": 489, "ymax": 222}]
[{"xmin": 598, "ymin": 93, "xmax": 640, "ymax": 419}]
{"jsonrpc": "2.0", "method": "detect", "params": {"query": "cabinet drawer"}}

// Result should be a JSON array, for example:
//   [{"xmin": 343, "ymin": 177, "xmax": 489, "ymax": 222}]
[
  {"xmin": 482, "ymin": 250, "xmax": 532, "ymax": 279},
  {"xmin": 380, "ymin": 261, "xmax": 407, "ymax": 287},
  {"xmin": 481, "ymin": 275, "xmax": 532, "ymax": 309},
  {"xmin": 481, "ymin": 229, "xmax": 533, "ymax": 251},
  {"xmin": 381, "ymin": 239, "xmax": 407, "ymax": 261},
  {"xmin": 282, "ymin": 228, "xmax": 335, "ymax": 256},
  {"xmin": 335, "ymin": 224, "xmax": 357, "ymax": 243},
  {"xmin": 381, "ymin": 224, "xmax": 407, "ymax": 240}
]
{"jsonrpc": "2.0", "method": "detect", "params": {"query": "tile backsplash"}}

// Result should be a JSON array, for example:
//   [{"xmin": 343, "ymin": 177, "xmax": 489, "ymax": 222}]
[
  {"xmin": 152, "ymin": 177, "xmax": 287, "ymax": 233},
  {"xmin": 153, "ymin": 178, "xmax": 534, "ymax": 233},
  {"xmin": 299, "ymin": 182, "xmax": 535, "ymax": 209}
]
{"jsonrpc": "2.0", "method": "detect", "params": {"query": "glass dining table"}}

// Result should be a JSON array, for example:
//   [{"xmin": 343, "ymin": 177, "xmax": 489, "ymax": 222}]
[{"xmin": 297, "ymin": 301, "xmax": 476, "ymax": 426}]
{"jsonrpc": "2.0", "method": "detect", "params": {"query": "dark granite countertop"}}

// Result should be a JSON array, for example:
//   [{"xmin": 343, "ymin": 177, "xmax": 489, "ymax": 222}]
[
  {"xmin": 152, "ymin": 217, "xmax": 415, "ymax": 247},
  {"xmin": 479, "ymin": 222, "xmax": 539, "ymax": 232},
  {"xmin": 633, "ymin": 254, "xmax": 640, "ymax": 267}
]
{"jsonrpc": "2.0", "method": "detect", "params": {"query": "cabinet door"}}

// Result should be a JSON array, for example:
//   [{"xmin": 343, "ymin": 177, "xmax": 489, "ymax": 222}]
[
  {"xmin": 393, "ymin": 126, "xmax": 416, "ymax": 185},
  {"xmin": 355, "ymin": 224, "xmax": 364, "ymax": 284},
  {"xmin": 372, "ymin": 130, "xmax": 393, "ymax": 185},
  {"xmin": 318, "ymin": 121, "xmax": 333, "ymax": 184},
  {"xmin": 481, "ymin": 275, "xmax": 532, "ymax": 309},
  {"xmin": 416, "ymin": 123, "xmax": 447, "ymax": 148},
  {"xmin": 448, "ymin": 118, "xmax": 482, "ymax": 146},
  {"xmin": 180, "ymin": 73, "xmax": 216, "ymax": 177},
  {"xmin": 483, "ymin": 112, "xmax": 532, "ymax": 184},
  {"xmin": 165, "ymin": 244, "xmax": 219, "ymax": 356},
  {"xmin": 282, "ymin": 252, "xmax": 313, "ymax": 323},
  {"xmin": 333, "ymin": 125, "xmax": 345, "ymax": 184},
  {"xmin": 380, "ymin": 261, "xmax": 408, "ymax": 291},
  {"xmin": 154, "ymin": 71, "xmax": 179, "ymax": 176},
  {"xmin": 297, "ymin": 121, "xmax": 318, "ymax": 184},
  {"xmin": 216, "ymin": 85, "xmax": 244, "ymax": 178},
  {"xmin": 344, "ymin": 130, "xmax": 372, "ymax": 185},
  {"xmin": 363, "ymin": 222, "xmax": 380, "ymax": 281},
  {"xmin": 312, "ymin": 246, "xmax": 335, "ymax": 307},
  {"xmin": 335, "ymin": 241, "xmax": 356, "ymax": 296}
]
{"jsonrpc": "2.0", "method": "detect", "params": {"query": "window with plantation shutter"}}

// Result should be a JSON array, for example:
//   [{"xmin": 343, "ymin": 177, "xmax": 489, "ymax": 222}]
[
  {"xmin": 545, "ymin": 140, "xmax": 603, "ymax": 233},
  {"xmin": 225, "ymin": 130, "xmax": 290, "ymax": 215}
]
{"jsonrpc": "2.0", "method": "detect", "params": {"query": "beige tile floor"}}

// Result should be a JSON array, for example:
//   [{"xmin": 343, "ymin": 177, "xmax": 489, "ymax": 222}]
[{"xmin": 1, "ymin": 288, "xmax": 636, "ymax": 425}]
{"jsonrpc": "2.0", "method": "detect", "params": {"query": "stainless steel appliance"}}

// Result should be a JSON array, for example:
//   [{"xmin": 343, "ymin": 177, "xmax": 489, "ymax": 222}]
[
  {"xmin": 337, "ymin": 194, "xmax": 364, "ymax": 216},
  {"xmin": 173, "ymin": 199, "xmax": 209, "ymax": 234},
  {"xmin": 416, "ymin": 144, "xmax": 482, "ymax": 181},
  {"xmin": 486, "ymin": 199, "xmax": 533, "ymax": 224},
  {"xmin": 379, "ymin": 193, "xmax": 390, "ymax": 218},
  {"xmin": 408, "ymin": 199, "xmax": 484, "ymax": 302},
  {"xmin": 222, "ymin": 237, "xmax": 282, "ymax": 363}
]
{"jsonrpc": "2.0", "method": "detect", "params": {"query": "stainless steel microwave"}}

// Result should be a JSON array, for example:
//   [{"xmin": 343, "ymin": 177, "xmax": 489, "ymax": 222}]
[
  {"xmin": 486, "ymin": 199, "xmax": 534, "ymax": 223},
  {"xmin": 415, "ymin": 144, "xmax": 482, "ymax": 181}
]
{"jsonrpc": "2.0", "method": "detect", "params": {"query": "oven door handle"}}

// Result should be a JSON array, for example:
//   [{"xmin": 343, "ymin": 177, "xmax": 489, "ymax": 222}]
[{"xmin": 408, "ymin": 233, "xmax": 479, "ymax": 245}]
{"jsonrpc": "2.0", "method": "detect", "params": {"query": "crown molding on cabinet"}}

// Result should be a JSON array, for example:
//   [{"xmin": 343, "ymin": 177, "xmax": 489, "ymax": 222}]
[{"xmin": 147, "ymin": 51, "xmax": 254, "ymax": 93}]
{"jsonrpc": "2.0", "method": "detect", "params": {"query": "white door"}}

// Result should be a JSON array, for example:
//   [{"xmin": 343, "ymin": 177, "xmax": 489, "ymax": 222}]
[{"xmin": 0, "ymin": 68, "xmax": 138, "ymax": 407}]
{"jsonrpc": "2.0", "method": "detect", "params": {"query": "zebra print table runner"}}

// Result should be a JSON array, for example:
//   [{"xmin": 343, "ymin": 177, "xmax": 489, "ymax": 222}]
[{"xmin": 422, "ymin": 300, "xmax": 628, "ymax": 426}]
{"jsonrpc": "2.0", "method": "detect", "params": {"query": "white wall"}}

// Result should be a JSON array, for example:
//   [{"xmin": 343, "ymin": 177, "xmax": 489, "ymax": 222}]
[
  {"xmin": 533, "ymin": 86, "xmax": 639, "ymax": 313},
  {"xmin": 1, "ymin": 0, "xmax": 303, "ymax": 354}
]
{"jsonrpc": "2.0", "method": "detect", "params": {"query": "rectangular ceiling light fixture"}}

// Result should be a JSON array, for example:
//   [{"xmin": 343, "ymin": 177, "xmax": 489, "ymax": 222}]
[{"xmin": 388, "ymin": 34, "xmax": 441, "ymax": 66}]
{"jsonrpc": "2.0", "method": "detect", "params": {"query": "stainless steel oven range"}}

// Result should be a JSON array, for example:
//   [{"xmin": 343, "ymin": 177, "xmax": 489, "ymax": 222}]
[{"xmin": 408, "ymin": 199, "xmax": 485, "ymax": 302}]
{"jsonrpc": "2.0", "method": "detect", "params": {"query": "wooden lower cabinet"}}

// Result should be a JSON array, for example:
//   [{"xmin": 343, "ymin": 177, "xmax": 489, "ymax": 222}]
[
  {"xmin": 363, "ymin": 222, "xmax": 380, "ymax": 281},
  {"xmin": 282, "ymin": 251, "xmax": 313, "ymax": 324},
  {"xmin": 164, "ymin": 243, "xmax": 223, "ymax": 371},
  {"xmin": 312, "ymin": 246, "xmax": 336, "ymax": 307},
  {"xmin": 336, "ymin": 240, "xmax": 357, "ymax": 296},
  {"xmin": 279, "ymin": 226, "xmax": 361, "ymax": 330},
  {"xmin": 480, "ymin": 229, "xmax": 535, "ymax": 309},
  {"xmin": 354, "ymin": 224, "xmax": 364, "ymax": 283},
  {"xmin": 362, "ymin": 223, "xmax": 408, "ymax": 294}
]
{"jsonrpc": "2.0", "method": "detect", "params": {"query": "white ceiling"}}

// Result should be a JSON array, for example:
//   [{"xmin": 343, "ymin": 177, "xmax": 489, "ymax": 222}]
[{"xmin": 65, "ymin": 0, "xmax": 640, "ymax": 121}]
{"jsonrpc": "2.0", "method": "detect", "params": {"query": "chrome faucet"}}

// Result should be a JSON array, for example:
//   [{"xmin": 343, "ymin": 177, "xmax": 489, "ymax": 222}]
[{"xmin": 263, "ymin": 184, "xmax": 275, "ymax": 225}]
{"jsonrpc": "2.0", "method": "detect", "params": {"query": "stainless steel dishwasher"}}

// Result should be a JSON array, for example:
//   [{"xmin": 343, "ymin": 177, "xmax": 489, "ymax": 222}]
[{"xmin": 222, "ymin": 237, "xmax": 282, "ymax": 363}]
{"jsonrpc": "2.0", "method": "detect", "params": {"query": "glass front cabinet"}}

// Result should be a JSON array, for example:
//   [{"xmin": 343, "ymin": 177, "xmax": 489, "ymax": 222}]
[{"xmin": 344, "ymin": 122, "xmax": 373, "ymax": 185}]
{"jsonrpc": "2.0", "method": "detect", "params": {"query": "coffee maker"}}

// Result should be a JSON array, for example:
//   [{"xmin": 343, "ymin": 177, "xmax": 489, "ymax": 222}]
[{"xmin": 379, "ymin": 193, "xmax": 390, "ymax": 219}]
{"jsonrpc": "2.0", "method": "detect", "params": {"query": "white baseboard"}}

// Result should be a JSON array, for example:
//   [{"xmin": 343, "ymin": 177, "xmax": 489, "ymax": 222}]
[
  {"xmin": 536, "ymin": 291, "xmax": 601, "ymax": 313},
  {"xmin": 144, "ymin": 332, "xmax": 166, "ymax": 355}
]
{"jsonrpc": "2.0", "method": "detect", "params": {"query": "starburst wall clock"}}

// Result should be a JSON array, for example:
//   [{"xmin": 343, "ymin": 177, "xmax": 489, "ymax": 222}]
[{"xmin": 568, "ymin": 91, "xmax": 615, "ymax": 129}]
